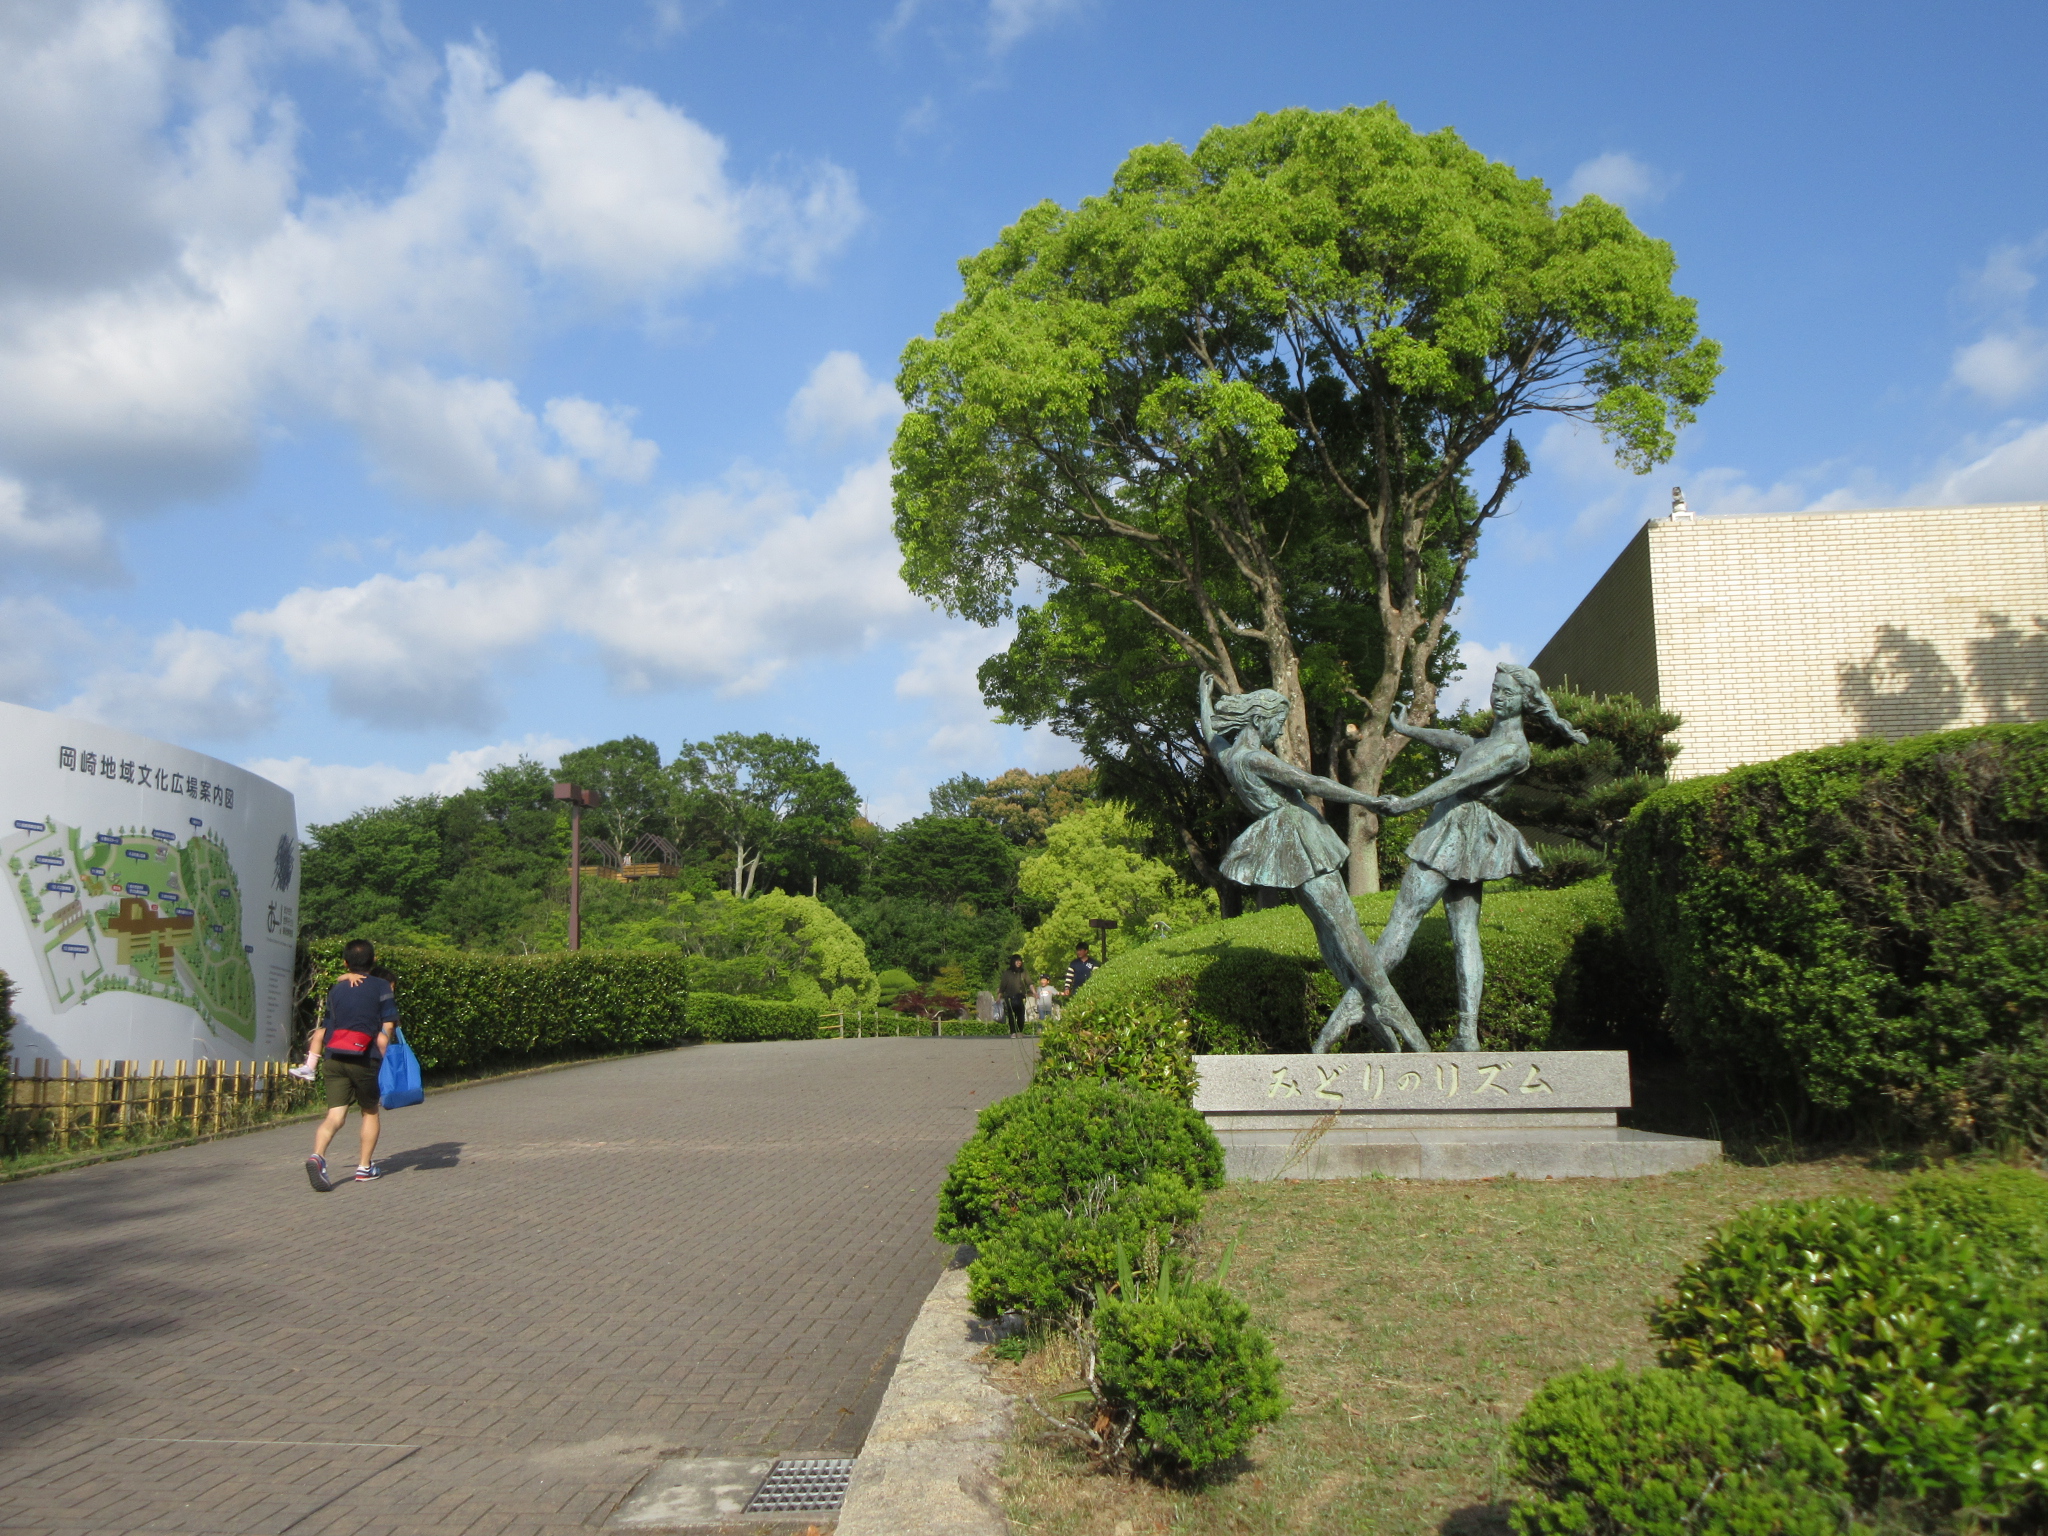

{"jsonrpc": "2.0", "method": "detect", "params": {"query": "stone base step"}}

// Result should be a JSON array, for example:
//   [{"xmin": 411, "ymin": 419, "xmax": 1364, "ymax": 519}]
[{"xmin": 1213, "ymin": 1123, "xmax": 1722, "ymax": 1182}]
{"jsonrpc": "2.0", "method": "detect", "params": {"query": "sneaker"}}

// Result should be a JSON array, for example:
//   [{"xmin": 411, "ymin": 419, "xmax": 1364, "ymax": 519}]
[
  {"xmin": 287, "ymin": 1063, "xmax": 317, "ymax": 1081},
  {"xmin": 354, "ymin": 1163, "xmax": 382, "ymax": 1181},
  {"xmin": 305, "ymin": 1154, "xmax": 332, "ymax": 1192}
]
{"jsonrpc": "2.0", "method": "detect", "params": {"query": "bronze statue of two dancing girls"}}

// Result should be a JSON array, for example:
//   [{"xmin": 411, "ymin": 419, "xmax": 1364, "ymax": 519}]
[{"xmin": 1197, "ymin": 665, "xmax": 1587, "ymax": 1056}]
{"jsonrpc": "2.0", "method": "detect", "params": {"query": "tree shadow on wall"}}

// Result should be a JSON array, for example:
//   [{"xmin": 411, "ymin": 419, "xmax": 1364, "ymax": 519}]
[{"xmin": 1838, "ymin": 614, "xmax": 2048, "ymax": 739}]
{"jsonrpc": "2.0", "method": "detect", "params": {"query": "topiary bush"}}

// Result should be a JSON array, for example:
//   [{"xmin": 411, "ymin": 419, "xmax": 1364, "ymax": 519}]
[
  {"xmin": 966, "ymin": 1173, "xmax": 1203, "ymax": 1319},
  {"xmin": 685, "ymin": 991, "xmax": 822, "ymax": 1042},
  {"xmin": 1091, "ymin": 1269, "xmax": 1286, "ymax": 1477},
  {"xmin": 1036, "ymin": 880, "xmax": 1656, "ymax": 1085},
  {"xmin": 1508, "ymin": 1365, "xmax": 1854, "ymax": 1536},
  {"xmin": 1616, "ymin": 724, "xmax": 2048, "ymax": 1136},
  {"xmin": 935, "ymin": 1080, "xmax": 1224, "ymax": 1246},
  {"xmin": 1650, "ymin": 1184, "xmax": 2048, "ymax": 1525},
  {"xmin": 304, "ymin": 941, "xmax": 690, "ymax": 1071}
]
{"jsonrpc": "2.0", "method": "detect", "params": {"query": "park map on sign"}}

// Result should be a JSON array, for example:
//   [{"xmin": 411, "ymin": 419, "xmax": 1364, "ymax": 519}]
[{"xmin": 4, "ymin": 815, "xmax": 256, "ymax": 1042}]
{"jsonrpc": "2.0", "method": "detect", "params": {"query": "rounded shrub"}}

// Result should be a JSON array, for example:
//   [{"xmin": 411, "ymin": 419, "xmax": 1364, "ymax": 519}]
[
  {"xmin": 1651, "ymin": 1193, "xmax": 2048, "ymax": 1523},
  {"xmin": 935, "ymin": 1081, "xmax": 1224, "ymax": 1245},
  {"xmin": 1092, "ymin": 1276, "xmax": 1285, "ymax": 1476},
  {"xmin": 1036, "ymin": 880, "xmax": 1655, "ymax": 1088},
  {"xmin": 966, "ymin": 1173, "xmax": 1203, "ymax": 1319},
  {"xmin": 1508, "ymin": 1365, "xmax": 1852, "ymax": 1536}
]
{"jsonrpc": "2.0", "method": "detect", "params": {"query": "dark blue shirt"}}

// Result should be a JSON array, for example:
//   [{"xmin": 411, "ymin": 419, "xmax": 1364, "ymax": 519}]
[{"xmin": 322, "ymin": 975, "xmax": 397, "ymax": 1056}]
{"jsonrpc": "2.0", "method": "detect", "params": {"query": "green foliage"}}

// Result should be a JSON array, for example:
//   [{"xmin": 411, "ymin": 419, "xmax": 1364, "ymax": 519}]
[
  {"xmin": 1508, "ymin": 1366, "xmax": 1853, "ymax": 1536},
  {"xmin": 684, "ymin": 992, "xmax": 822, "ymax": 1042},
  {"xmin": 871, "ymin": 815, "xmax": 1018, "ymax": 910},
  {"xmin": 1038, "ymin": 881, "xmax": 1653, "ymax": 1072},
  {"xmin": 305, "ymin": 940, "xmax": 689, "ymax": 1070},
  {"xmin": 966, "ymin": 767, "xmax": 1097, "ymax": 847},
  {"xmin": 1018, "ymin": 803, "xmax": 1218, "ymax": 979},
  {"xmin": 1092, "ymin": 1272, "xmax": 1286, "ymax": 1476},
  {"xmin": 666, "ymin": 891, "xmax": 877, "ymax": 1008},
  {"xmin": 1650, "ymin": 1182, "xmax": 2048, "ymax": 1523},
  {"xmin": 1035, "ymin": 998, "xmax": 1198, "ymax": 1102},
  {"xmin": 1616, "ymin": 724, "xmax": 2048, "ymax": 1133},
  {"xmin": 556, "ymin": 735, "xmax": 668, "ymax": 855},
  {"xmin": 934, "ymin": 1081, "xmax": 1224, "ymax": 1246},
  {"xmin": 1889, "ymin": 1163, "xmax": 2048, "ymax": 1262},
  {"xmin": 966, "ymin": 1173, "xmax": 1203, "ymax": 1319}
]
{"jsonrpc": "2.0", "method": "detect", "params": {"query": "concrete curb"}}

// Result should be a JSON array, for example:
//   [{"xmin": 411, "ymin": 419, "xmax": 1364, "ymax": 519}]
[{"xmin": 836, "ymin": 1264, "xmax": 1011, "ymax": 1536}]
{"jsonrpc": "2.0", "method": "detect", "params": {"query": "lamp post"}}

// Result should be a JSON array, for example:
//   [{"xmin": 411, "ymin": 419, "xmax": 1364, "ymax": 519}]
[
  {"xmin": 1088, "ymin": 915, "xmax": 1114, "ymax": 963},
  {"xmin": 551, "ymin": 782, "xmax": 602, "ymax": 950}
]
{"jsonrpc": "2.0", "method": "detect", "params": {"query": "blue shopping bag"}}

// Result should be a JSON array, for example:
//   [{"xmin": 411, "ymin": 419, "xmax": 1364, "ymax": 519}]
[{"xmin": 377, "ymin": 1026, "xmax": 424, "ymax": 1109}]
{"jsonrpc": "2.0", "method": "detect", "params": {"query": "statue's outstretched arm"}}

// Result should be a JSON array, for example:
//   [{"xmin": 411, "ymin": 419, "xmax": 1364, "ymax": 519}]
[
  {"xmin": 1197, "ymin": 673, "xmax": 1222, "ymax": 755},
  {"xmin": 1387, "ymin": 702, "xmax": 1473, "ymax": 756},
  {"xmin": 1368, "ymin": 753, "xmax": 1521, "ymax": 817},
  {"xmin": 1241, "ymin": 746, "xmax": 1381, "ymax": 807}
]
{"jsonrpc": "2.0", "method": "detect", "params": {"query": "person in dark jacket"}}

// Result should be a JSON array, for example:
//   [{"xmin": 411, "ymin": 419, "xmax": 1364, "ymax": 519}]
[
  {"xmin": 997, "ymin": 953, "xmax": 1032, "ymax": 1036},
  {"xmin": 1063, "ymin": 942, "xmax": 1096, "ymax": 998},
  {"xmin": 304, "ymin": 938, "xmax": 397, "ymax": 1191}
]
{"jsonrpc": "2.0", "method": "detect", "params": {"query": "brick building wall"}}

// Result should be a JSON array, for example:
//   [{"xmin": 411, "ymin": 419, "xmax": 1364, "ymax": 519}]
[{"xmin": 1531, "ymin": 502, "xmax": 2048, "ymax": 779}]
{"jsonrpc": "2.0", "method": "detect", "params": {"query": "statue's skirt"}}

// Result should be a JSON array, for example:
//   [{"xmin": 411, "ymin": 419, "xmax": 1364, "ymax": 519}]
[
  {"xmin": 1406, "ymin": 800, "xmax": 1543, "ymax": 883},
  {"xmin": 1220, "ymin": 804, "xmax": 1351, "ymax": 889}
]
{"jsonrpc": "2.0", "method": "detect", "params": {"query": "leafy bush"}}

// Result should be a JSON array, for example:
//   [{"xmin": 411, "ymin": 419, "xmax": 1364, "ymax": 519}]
[
  {"xmin": 1890, "ymin": 1162, "xmax": 2048, "ymax": 1261},
  {"xmin": 1509, "ymin": 1365, "xmax": 1852, "ymax": 1536},
  {"xmin": 305, "ymin": 941, "xmax": 689, "ymax": 1071},
  {"xmin": 935, "ymin": 1081, "xmax": 1223, "ymax": 1245},
  {"xmin": 1036, "ymin": 880, "xmax": 1657, "ymax": 1081},
  {"xmin": 967, "ymin": 1173, "xmax": 1203, "ymax": 1319},
  {"xmin": 1650, "ymin": 1186, "xmax": 2048, "ymax": 1523},
  {"xmin": 685, "ymin": 991, "xmax": 821, "ymax": 1042},
  {"xmin": 1091, "ymin": 1270, "xmax": 1285, "ymax": 1476},
  {"xmin": 1616, "ymin": 724, "xmax": 2048, "ymax": 1134}
]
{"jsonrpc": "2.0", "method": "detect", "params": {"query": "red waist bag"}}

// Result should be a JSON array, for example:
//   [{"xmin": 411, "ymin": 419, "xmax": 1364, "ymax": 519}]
[{"xmin": 326, "ymin": 1028, "xmax": 377, "ymax": 1057}]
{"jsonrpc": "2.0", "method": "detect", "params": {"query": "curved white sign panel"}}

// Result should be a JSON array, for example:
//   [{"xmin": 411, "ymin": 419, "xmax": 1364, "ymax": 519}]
[{"xmin": 0, "ymin": 700, "xmax": 299, "ymax": 1066}]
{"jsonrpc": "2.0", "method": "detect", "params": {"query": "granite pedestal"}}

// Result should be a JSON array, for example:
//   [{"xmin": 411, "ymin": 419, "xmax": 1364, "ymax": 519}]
[{"xmin": 1195, "ymin": 1051, "xmax": 1719, "ymax": 1181}]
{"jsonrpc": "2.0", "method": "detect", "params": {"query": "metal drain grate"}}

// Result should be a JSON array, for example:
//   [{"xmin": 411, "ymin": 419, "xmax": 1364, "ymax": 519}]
[{"xmin": 743, "ymin": 1457, "xmax": 855, "ymax": 1514}]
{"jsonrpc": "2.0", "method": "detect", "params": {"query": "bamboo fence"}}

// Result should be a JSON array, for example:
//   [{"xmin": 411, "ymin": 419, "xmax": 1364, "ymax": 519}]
[{"xmin": 3, "ymin": 1058, "xmax": 321, "ymax": 1151}]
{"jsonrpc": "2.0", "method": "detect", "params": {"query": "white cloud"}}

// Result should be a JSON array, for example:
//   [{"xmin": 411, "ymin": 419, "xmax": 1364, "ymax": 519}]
[
  {"xmin": 1951, "ymin": 330, "xmax": 2048, "ymax": 404},
  {"xmin": 1951, "ymin": 235, "xmax": 2048, "ymax": 405},
  {"xmin": 0, "ymin": 476, "xmax": 112, "ymax": 570},
  {"xmin": 1919, "ymin": 419, "xmax": 2048, "ymax": 505},
  {"xmin": 988, "ymin": 0, "xmax": 1083, "ymax": 50},
  {"xmin": 0, "ymin": 595, "xmax": 94, "ymax": 708},
  {"xmin": 67, "ymin": 625, "xmax": 281, "ymax": 740},
  {"xmin": 143, "ymin": 454, "xmax": 929, "ymax": 731},
  {"xmin": 1564, "ymin": 151, "xmax": 1674, "ymax": 210},
  {"xmin": 544, "ymin": 397, "xmax": 660, "ymax": 483},
  {"xmin": 0, "ymin": 9, "xmax": 861, "ymax": 520},
  {"xmin": 251, "ymin": 732, "xmax": 577, "ymax": 828},
  {"xmin": 786, "ymin": 351, "xmax": 902, "ymax": 444}
]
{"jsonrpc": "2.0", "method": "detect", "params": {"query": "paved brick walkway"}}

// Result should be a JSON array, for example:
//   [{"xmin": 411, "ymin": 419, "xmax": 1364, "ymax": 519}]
[{"xmin": 0, "ymin": 1037, "xmax": 1035, "ymax": 1536}]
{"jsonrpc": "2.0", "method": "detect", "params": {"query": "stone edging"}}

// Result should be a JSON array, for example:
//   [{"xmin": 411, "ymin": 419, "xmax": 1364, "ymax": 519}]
[{"xmin": 836, "ymin": 1262, "xmax": 1012, "ymax": 1536}]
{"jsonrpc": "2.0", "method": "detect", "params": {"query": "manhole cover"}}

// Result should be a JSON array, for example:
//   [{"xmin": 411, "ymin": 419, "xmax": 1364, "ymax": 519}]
[{"xmin": 742, "ymin": 1457, "xmax": 855, "ymax": 1513}]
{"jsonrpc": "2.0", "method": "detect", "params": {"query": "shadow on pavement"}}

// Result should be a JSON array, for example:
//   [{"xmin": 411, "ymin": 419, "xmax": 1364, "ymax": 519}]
[{"xmin": 379, "ymin": 1140, "xmax": 464, "ymax": 1175}]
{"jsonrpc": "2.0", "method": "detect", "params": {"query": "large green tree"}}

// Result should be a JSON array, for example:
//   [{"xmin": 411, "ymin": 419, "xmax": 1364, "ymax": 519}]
[
  {"xmin": 893, "ymin": 103, "xmax": 1718, "ymax": 892},
  {"xmin": 669, "ymin": 733, "xmax": 863, "ymax": 897},
  {"xmin": 556, "ymin": 736, "xmax": 668, "ymax": 859}
]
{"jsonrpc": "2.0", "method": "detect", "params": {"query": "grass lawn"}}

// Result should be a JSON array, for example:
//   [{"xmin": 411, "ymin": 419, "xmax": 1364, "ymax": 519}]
[{"xmin": 994, "ymin": 1157, "xmax": 1910, "ymax": 1535}]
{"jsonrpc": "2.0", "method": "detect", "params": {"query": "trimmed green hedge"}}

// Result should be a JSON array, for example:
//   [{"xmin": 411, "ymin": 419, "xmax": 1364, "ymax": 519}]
[
  {"xmin": 305, "ymin": 942, "xmax": 690, "ymax": 1071},
  {"xmin": 1037, "ymin": 880, "xmax": 1654, "ymax": 1095},
  {"xmin": 686, "ymin": 992, "xmax": 822, "ymax": 1042},
  {"xmin": 1616, "ymin": 724, "xmax": 2048, "ymax": 1131}
]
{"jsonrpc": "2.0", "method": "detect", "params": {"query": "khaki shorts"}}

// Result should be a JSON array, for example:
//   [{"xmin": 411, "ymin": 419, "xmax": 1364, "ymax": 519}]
[{"xmin": 322, "ymin": 1055, "xmax": 382, "ymax": 1112}]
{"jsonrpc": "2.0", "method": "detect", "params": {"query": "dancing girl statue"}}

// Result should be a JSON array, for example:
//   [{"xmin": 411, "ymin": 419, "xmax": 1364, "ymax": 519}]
[
  {"xmin": 1199, "ymin": 675, "xmax": 1429, "ymax": 1054},
  {"xmin": 1321, "ymin": 663, "xmax": 1588, "ymax": 1053}
]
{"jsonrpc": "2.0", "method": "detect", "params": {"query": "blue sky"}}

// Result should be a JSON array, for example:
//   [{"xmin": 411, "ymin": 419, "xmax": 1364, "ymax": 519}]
[{"xmin": 4, "ymin": 0, "xmax": 2045, "ymax": 827}]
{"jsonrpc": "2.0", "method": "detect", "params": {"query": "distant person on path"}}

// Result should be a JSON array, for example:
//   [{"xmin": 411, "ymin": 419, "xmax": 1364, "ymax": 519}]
[
  {"xmin": 1063, "ymin": 941, "xmax": 1096, "ymax": 999},
  {"xmin": 1033, "ymin": 974, "xmax": 1058, "ymax": 1024},
  {"xmin": 997, "ymin": 953, "xmax": 1031, "ymax": 1036},
  {"xmin": 304, "ymin": 939, "xmax": 397, "ymax": 1191}
]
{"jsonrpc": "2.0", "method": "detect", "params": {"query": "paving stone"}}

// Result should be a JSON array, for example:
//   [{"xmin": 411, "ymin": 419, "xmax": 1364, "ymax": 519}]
[{"xmin": 0, "ymin": 1038, "xmax": 1033, "ymax": 1535}]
